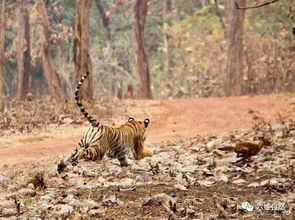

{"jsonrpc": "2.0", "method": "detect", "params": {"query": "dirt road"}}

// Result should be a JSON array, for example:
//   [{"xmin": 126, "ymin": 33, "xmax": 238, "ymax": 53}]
[{"xmin": 0, "ymin": 94, "xmax": 294, "ymax": 166}]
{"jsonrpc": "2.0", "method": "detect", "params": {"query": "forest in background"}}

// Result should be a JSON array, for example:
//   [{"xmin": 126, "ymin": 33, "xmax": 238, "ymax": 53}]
[
  {"xmin": 0, "ymin": 0, "xmax": 295, "ymax": 102},
  {"xmin": 0, "ymin": 1, "xmax": 295, "ymax": 219}
]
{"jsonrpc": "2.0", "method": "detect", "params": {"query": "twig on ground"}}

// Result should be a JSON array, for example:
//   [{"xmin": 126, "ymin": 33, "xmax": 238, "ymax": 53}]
[{"xmin": 13, "ymin": 196, "xmax": 21, "ymax": 215}]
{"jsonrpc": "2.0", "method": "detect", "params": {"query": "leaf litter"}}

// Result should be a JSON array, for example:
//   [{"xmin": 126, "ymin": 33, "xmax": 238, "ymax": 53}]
[{"xmin": 0, "ymin": 120, "xmax": 294, "ymax": 219}]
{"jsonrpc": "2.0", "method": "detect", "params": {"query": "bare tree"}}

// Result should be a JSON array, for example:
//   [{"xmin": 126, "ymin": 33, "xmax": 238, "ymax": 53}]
[
  {"xmin": 36, "ymin": 0, "xmax": 63, "ymax": 101},
  {"xmin": 73, "ymin": 0, "xmax": 93, "ymax": 100},
  {"xmin": 134, "ymin": 0, "xmax": 152, "ymax": 99},
  {"xmin": 16, "ymin": 0, "xmax": 31, "ymax": 100},
  {"xmin": 225, "ymin": 0, "xmax": 246, "ymax": 96},
  {"xmin": 0, "ymin": 0, "xmax": 5, "ymax": 97}
]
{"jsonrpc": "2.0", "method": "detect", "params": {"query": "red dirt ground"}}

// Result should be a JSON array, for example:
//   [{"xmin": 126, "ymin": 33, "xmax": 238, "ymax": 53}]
[{"xmin": 0, "ymin": 94, "xmax": 294, "ymax": 167}]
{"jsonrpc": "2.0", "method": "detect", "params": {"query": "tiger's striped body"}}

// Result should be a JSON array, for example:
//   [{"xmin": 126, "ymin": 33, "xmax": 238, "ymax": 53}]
[
  {"xmin": 77, "ymin": 117, "xmax": 151, "ymax": 166},
  {"xmin": 57, "ymin": 72, "xmax": 152, "ymax": 173}
]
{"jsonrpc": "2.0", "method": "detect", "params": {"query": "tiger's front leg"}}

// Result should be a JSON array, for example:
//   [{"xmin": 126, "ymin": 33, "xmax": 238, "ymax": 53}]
[{"xmin": 133, "ymin": 137, "xmax": 153, "ymax": 160}]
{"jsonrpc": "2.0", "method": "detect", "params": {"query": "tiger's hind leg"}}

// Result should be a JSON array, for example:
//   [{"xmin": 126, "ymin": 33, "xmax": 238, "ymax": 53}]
[
  {"xmin": 77, "ymin": 126, "xmax": 105, "ymax": 162},
  {"xmin": 118, "ymin": 156, "xmax": 129, "ymax": 167},
  {"xmin": 78, "ymin": 146, "xmax": 105, "ymax": 162},
  {"xmin": 107, "ymin": 146, "xmax": 130, "ymax": 167}
]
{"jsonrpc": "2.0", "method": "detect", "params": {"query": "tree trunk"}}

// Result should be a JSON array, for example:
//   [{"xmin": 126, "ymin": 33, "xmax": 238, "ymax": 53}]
[
  {"xmin": 288, "ymin": 0, "xmax": 295, "ymax": 38},
  {"xmin": 0, "ymin": 0, "xmax": 5, "ymax": 97},
  {"xmin": 16, "ymin": 0, "xmax": 31, "ymax": 100},
  {"xmin": 73, "ymin": 0, "xmax": 93, "ymax": 100},
  {"xmin": 163, "ymin": 0, "xmax": 172, "ymax": 79},
  {"xmin": 287, "ymin": 0, "xmax": 295, "ymax": 91},
  {"xmin": 36, "ymin": 0, "xmax": 63, "ymax": 101},
  {"xmin": 94, "ymin": 0, "xmax": 112, "ymax": 46},
  {"xmin": 134, "ymin": 0, "xmax": 152, "ymax": 99},
  {"xmin": 225, "ymin": 0, "xmax": 246, "ymax": 96}
]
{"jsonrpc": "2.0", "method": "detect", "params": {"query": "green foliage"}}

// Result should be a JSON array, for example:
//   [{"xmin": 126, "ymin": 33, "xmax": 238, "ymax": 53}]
[{"xmin": 247, "ymin": 0, "xmax": 292, "ymax": 42}]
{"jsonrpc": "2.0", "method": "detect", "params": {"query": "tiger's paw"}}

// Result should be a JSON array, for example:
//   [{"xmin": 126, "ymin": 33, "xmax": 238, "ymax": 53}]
[
  {"xmin": 118, "ymin": 157, "xmax": 130, "ymax": 167},
  {"xmin": 143, "ymin": 148, "xmax": 153, "ymax": 158}
]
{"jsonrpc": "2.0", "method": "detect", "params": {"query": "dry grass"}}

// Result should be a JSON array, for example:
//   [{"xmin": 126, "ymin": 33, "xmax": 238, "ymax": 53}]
[{"xmin": 0, "ymin": 97, "xmax": 115, "ymax": 135}]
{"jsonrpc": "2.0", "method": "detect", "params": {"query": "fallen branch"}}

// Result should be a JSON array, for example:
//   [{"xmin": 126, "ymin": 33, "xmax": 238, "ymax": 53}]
[
  {"xmin": 13, "ymin": 196, "xmax": 21, "ymax": 215},
  {"xmin": 235, "ymin": 0, "xmax": 280, "ymax": 10},
  {"xmin": 162, "ymin": 203, "xmax": 178, "ymax": 220}
]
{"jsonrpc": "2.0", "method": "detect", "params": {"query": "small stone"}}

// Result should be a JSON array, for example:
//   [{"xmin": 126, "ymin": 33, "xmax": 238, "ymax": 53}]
[
  {"xmin": 260, "ymin": 180, "xmax": 270, "ymax": 187},
  {"xmin": 40, "ymin": 195, "xmax": 53, "ymax": 201},
  {"xmin": 1, "ymin": 208, "xmax": 15, "ymax": 216},
  {"xmin": 27, "ymin": 183, "xmax": 34, "ymax": 190},
  {"xmin": 206, "ymin": 141, "xmax": 216, "ymax": 151},
  {"xmin": 248, "ymin": 109, "xmax": 254, "ymax": 114},
  {"xmin": 248, "ymin": 182, "xmax": 260, "ymax": 187},
  {"xmin": 83, "ymin": 199, "xmax": 100, "ymax": 209},
  {"xmin": 135, "ymin": 173, "xmax": 153, "ymax": 183},
  {"xmin": 83, "ymin": 170, "xmax": 97, "ymax": 177},
  {"xmin": 54, "ymin": 204, "xmax": 73, "ymax": 217},
  {"xmin": 272, "ymin": 123, "xmax": 284, "ymax": 130},
  {"xmin": 88, "ymin": 208, "xmax": 104, "ymax": 217},
  {"xmin": 63, "ymin": 118, "xmax": 74, "ymax": 125},
  {"xmin": 117, "ymin": 178, "xmax": 136, "ymax": 187},
  {"xmin": 142, "ymin": 193, "xmax": 176, "ymax": 209},
  {"xmin": 219, "ymin": 175, "xmax": 229, "ymax": 183},
  {"xmin": 68, "ymin": 199, "xmax": 99, "ymax": 212},
  {"xmin": 288, "ymin": 97, "xmax": 295, "ymax": 105},
  {"xmin": 17, "ymin": 188, "xmax": 36, "ymax": 197},
  {"xmin": 209, "ymin": 214, "xmax": 218, "ymax": 220},
  {"xmin": 7, "ymin": 185, "xmax": 18, "ymax": 192},
  {"xmin": 142, "ymin": 197, "xmax": 162, "ymax": 206},
  {"xmin": 197, "ymin": 180, "xmax": 215, "ymax": 187},
  {"xmin": 252, "ymin": 115, "xmax": 259, "ymax": 120},
  {"xmin": 101, "ymin": 194, "xmax": 118, "ymax": 207},
  {"xmin": 0, "ymin": 199, "xmax": 16, "ymax": 211},
  {"xmin": 232, "ymin": 179, "xmax": 246, "ymax": 185},
  {"xmin": 0, "ymin": 175, "xmax": 9, "ymax": 184},
  {"xmin": 0, "ymin": 216, "xmax": 17, "ymax": 220},
  {"xmin": 64, "ymin": 194, "xmax": 75, "ymax": 203},
  {"xmin": 173, "ymin": 183, "xmax": 187, "ymax": 191},
  {"xmin": 39, "ymin": 202, "xmax": 53, "ymax": 211},
  {"xmin": 75, "ymin": 178, "xmax": 87, "ymax": 188},
  {"xmin": 269, "ymin": 178, "xmax": 279, "ymax": 186}
]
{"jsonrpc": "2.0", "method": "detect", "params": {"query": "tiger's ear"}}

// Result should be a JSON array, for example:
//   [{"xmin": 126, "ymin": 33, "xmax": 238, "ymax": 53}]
[
  {"xmin": 128, "ymin": 117, "xmax": 135, "ymax": 122},
  {"xmin": 144, "ymin": 118, "xmax": 149, "ymax": 128}
]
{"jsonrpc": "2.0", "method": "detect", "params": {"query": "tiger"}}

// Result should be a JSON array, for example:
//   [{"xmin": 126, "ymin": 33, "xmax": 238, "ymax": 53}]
[{"xmin": 57, "ymin": 71, "xmax": 152, "ymax": 173}]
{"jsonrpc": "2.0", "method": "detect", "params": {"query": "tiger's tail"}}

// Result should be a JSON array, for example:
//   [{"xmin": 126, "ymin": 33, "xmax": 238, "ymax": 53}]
[{"xmin": 74, "ymin": 71, "xmax": 99, "ymax": 127}]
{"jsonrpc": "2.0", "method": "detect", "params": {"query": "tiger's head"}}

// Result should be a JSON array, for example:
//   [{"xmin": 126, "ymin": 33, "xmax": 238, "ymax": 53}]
[
  {"xmin": 127, "ymin": 117, "xmax": 149, "ymax": 128},
  {"xmin": 126, "ymin": 117, "xmax": 149, "ymax": 139},
  {"xmin": 125, "ymin": 117, "xmax": 152, "ymax": 159}
]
